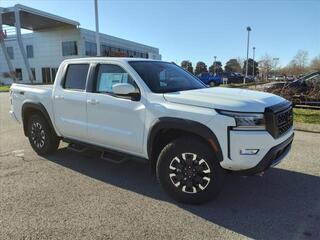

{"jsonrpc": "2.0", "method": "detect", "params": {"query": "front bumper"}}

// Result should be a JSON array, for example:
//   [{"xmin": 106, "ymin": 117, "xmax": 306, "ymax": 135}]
[
  {"xmin": 219, "ymin": 126, "xmax": 294, "ymax": 172},
  {"xmin": 233, "ymin": 133, "xmax": 294, "ymax": 175}
]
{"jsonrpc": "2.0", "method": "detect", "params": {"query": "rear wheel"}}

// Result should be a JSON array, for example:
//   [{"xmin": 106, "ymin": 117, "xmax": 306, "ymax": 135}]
[
  {"xmin": 156, "ymin": 137, "xmax": 225, "ymax": 204},
  {"xmin": 27, "ymin": 114, "xmax": 60, "ymax": 155},
  {"xmin": 209, "ymin": 81, "xmax": 215, "ymax": 87}
]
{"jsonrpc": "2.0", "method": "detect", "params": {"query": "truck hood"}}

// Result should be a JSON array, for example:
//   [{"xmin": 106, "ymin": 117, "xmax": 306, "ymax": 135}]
[{"xmin": 163, "ymin": 87, "xmax": 285, "ymax": 112}]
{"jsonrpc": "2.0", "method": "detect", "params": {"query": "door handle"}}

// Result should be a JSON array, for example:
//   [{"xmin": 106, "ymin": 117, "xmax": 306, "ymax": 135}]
[
  {"xmin": 87, "ymin": 99, "xmax": 99, "ymax": 105},
  {"xmin": 54, "ymin": 95, "xmax": 64, "ymax": 100}
]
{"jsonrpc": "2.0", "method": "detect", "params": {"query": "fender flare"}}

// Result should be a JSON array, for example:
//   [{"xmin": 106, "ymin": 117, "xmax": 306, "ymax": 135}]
[
  {"xmin": 147, "ymin": 117, "xmax": 223, "ymax": 162},
  {"xmin": 21, "ymin": 102, "xmax": 57, "ymax": 137}
]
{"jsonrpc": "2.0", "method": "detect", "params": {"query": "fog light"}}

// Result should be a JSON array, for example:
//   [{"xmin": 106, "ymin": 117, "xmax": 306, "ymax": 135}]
[{"xmin": 240, "ymin": 149, "xmax": 259, "ymax": 155}]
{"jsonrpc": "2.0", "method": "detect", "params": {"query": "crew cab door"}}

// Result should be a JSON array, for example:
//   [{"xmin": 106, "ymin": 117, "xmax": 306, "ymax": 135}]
[
  {"xmin": 53, "ymin": 64, "xmax": 89, "ymax": 140},
  {"xmin": 86, "ymin": 63, "xmax": 146, "ymax": 155}
]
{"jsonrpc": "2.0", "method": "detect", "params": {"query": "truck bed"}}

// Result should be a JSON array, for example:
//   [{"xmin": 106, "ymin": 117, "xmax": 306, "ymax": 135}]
[{"xmin": 10, "ymin": 83, "xmax": 54, "ymax": 123}]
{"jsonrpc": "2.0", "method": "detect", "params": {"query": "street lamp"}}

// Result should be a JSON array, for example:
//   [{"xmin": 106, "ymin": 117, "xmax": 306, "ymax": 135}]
[
  {"xmin": 94, "ymin": 0, "xmax": 101, "ymax": 56},
  {"xmin": 252, "ymin": 46, "xmax": 256, "ymax": 79},
  {"xmin": 273, "ymin": 57, "xmax": 279, "ymax": 76},
  {"xmin": 214, "ymin": 56, "xmax": 217, "ymax": 75},
  {"xmin": 244, "ymin": 26, "xmax": 251, "ymax": 84}
]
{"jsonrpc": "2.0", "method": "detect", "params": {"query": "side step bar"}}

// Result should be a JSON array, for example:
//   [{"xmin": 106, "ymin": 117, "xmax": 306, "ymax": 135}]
[
  {"xmin": 64, "ymin": 138, "xmax": 147, "ymax": 164},
  {"xmin": 68, "ymin": 143, "xmax": 88, "ymax": 153},
  {"xmin": 101, "ymin": 150, "xmax": 128, "ymax": 164}
]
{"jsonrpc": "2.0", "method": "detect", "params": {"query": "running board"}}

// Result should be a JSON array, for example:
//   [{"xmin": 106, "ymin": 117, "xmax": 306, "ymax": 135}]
[
  {"xmin": 63, "ymin": 138, "xmax": 147, "ymax": 164},
  {"xmin": 68, "ymin": 143, "xmax": 88, "ymax": 153},
  {"xmin": 100, "ymin": 150, "xmax": 128, "ymax": 164}
]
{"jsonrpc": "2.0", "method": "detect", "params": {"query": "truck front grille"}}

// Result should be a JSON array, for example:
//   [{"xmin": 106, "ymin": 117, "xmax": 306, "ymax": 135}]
[{"xmin": 265, "ymin": 101, "xmax": 293, "ymax": 138}]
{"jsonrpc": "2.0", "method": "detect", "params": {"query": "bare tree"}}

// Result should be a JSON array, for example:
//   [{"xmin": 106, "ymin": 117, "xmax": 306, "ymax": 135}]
[
  {"xmin": 292, "ymin": 50, "xmax": 309, "ymax": 68},
  {"xmin": 258, "ymin": 54, "xmax": 273, "ymax": 80},
  {"xmin": 310, "ymin": 55, "xmax": 320, "ymax": 71},
  {"xmin": 287, "ymin": 50, "xmax": 309, "ymax": 76}
]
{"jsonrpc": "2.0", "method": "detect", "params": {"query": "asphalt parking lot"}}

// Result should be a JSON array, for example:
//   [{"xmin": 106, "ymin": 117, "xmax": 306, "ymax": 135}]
[{"xmin": 0, "ymin": 92, "xmax": 319, "ymax": 240}]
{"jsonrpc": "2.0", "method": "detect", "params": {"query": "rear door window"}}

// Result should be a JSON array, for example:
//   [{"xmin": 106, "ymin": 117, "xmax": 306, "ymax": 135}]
[{"xmin": 64, "ymin": 64, "xmax": 89, "ymax": 90}]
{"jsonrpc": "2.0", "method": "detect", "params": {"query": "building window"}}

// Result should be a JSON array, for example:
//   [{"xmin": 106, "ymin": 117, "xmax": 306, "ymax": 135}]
[
  {"xmin": 51, "ymin": 68, "xmax": 58, "ymax": 82},
  {"xmin": 7, "ymin": 47, "xmax": 14, "ymax": 59},
  {"xmin": 101, "ymin": 44, "xmax": 110, "ymax": 56},
  {"xmin": 31, "ymin": 68, "xmax": 36, "ymax": 80},
  {"xmin": 85, "ymin": 41, "xmax": 97, "ymax": 56},
  {"xmin": 42, "ymin": 68, "xmax": 52, "ymax": 84},
  {"xmin": 63, "ymin": 64, "xmax": 89, "ymax": 90},
  {"xmin": 26, "ymin": 45, "xmax": 34, "ymax": 58},
  {"xmin": 62, "ymin": 41, "xmax": 78, "ymax": 56},
  {"xmin": 15, "ymin": 68, "xmax": 22, "ymax": 80}
]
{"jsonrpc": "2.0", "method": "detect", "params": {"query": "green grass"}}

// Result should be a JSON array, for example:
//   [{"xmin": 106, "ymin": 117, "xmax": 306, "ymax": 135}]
[
  {"xmin": 0, "ymin": 85, "xmax": 10, "ymax": 92},
  {"xmin": 293, "ymin": 108, "xmax": 320, "ymax": 124}
]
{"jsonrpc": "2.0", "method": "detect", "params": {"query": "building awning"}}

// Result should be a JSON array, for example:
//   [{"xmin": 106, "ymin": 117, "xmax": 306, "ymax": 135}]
[{"xmin": 1, "ymin": 4, "xmax": 79, "ymax": 31}]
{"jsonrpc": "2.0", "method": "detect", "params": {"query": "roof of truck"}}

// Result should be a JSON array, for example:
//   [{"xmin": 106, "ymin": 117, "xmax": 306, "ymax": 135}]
[{"xmin": 61, "ymin": 57, "xmax": 164, "ymax": 64}]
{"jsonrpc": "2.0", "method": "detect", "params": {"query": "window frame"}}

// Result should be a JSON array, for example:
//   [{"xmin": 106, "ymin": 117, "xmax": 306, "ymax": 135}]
[
  {"xmin": 26, "ymin": 45, "xmax": 34, "ymax": 58},
  {"xmin": 92, "ymin": 63, "xmax": 140, "ymax": 100},
  {"xmin": 62, "ymin": 41, "xmax": 78, "ymax": 57},
  {"xmin": 7, "ymin": 46, "xmax": 14, "ymax": 59},
  {"xmin": 62, "ymin": 63, "xmax": 90, "ymax": 91}
]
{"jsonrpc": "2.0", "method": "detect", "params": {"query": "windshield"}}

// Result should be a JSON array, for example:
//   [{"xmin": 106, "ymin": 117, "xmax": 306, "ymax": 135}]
[{"xmin": 129, "ymin": 61, "xmax": 206, "ymax": 93}]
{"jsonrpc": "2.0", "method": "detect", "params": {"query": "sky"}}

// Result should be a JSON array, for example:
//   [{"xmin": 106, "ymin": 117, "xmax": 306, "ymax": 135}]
[{"xmin": 1, "ymin": 0, "xmax": 319, "ymax": 67}]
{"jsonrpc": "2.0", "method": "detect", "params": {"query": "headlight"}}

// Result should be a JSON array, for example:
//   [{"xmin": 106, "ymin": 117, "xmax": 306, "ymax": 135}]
[{"xmin": 218, "ymin": 110, "xmax": 266, "ymax": 130}]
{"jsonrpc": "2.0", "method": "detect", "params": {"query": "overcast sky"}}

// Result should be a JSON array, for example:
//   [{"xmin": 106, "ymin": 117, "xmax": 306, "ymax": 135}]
[{"xmin": 1, "ymin": 0, "xmax": 319, "ymax": 67}]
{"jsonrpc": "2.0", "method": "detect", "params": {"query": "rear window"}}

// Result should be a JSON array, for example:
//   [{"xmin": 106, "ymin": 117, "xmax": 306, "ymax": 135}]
[{"xmin": 63, "ymin": 64, "xmax": 89, "ymax": 90}]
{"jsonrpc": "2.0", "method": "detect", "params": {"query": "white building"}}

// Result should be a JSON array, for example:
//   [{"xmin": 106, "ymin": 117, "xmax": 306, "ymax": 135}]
[{"xmin": 0, "ymin": 4, "xmax": 161, "ymax": 84}]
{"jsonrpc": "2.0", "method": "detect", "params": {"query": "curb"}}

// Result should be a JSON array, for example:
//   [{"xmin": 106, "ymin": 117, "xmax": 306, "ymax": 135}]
[
  {"xmin": 294, "ymin": 123, "xmax": 320, "ymax": 134},
  {"xmin": 295, "ymin": 128, "xmax": 320, "ymax": 134}
]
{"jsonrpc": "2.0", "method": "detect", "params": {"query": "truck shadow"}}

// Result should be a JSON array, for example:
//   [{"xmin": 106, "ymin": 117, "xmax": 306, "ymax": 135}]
[{"xmin": 46, "ymin": 147, "xmax": 320, "ymax": 240}]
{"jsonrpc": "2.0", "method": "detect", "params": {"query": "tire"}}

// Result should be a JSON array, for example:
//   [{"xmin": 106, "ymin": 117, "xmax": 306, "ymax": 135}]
[
  {"xmin": 27, "ymin": 114, "xmax": 60, "ymax": 155},
  {"xmin": 156, "ymin": 136, "xmax": 225, "ymax": 204},
  {"xmin": 209, "ymin": 81, "xmax": 215, "ymax": 87}
]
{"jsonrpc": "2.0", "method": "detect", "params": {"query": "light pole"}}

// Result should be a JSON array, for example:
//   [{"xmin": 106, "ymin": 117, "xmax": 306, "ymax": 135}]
[
  {"xmin": 252, "ymin": 46, "xmax": 256, "ymax": 79},
  {"xmin": 94, "ymin": 0, "xmax": 101, "ymax": 56},
  {"xmin": 244, "ymin": 26, "xmax": 251, "ymax": 84},
  {"xmin": 214, "ymin": 56, "xmax": 217, "ymax": 75}
]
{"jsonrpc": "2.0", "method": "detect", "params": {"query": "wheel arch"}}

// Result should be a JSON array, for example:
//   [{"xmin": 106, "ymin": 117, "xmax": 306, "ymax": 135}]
[
  {"xmin": 21, "ymin": 102, "xmax": 57, "ymax": 137},
  {"xmin": 147, "ymin": 117, "xmax": 223, "ymax": 173}
]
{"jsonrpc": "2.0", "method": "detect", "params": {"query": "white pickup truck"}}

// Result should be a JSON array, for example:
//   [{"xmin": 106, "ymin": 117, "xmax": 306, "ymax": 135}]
[{"xmin": 10, "ymin": 58, "xmax": 294, "ymax": 204}]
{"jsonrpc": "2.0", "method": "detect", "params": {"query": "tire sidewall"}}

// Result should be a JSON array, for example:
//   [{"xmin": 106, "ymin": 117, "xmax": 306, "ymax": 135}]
[
  {"xmin": 156, "ymin": 137, "xmax": 225, "ymax": 204},
  {"xmin": 27, "ymin": 114, "xmax": 57, "ymax": 155}
]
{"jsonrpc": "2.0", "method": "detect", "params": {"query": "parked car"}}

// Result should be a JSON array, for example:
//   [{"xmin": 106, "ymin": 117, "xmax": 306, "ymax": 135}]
[
  {"xmin": 223, "ymin": 72, "xmax": 244, "ymax": 83},
  {"xmin": 9, "ymin": 58, "xmax": 294, "ymax": 204},
  {"xmin": 224, "ymin": 73, "xmax": 254, "ymax": 83},
  {"xmin": 198, "ymin": 72, "xmax": 223, "ymax": 86}
]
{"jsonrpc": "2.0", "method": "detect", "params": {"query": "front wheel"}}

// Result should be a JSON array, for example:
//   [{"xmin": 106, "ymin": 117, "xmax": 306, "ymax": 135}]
[
  {"xmin": 156, "ymin": 137, "xmax": 225, "ymax": 204},
  {"xmin": 27, "ymin": 114, "xmax": 60, "ymax": 155},
  {"xmin": 209, "ymin": 81, "xmax": 215, "ymax": 87}
]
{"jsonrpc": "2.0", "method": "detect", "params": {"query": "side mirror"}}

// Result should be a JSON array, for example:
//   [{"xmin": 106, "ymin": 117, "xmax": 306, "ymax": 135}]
[{"xmin": 112, "ymin": 83, "xmax": 140, "ymax": 101}]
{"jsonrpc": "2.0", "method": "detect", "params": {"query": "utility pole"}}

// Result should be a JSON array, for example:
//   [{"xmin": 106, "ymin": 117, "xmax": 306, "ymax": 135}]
[
  {"xmin": 214, "ymin": 56, "xmax": 217, "ymax": 75},
  {"xmin": 244, "ymin": 26, "xmax": 251, "ymax": 84},
  {"xmin": 94, "ymin": 0, "xmax": 101, "ymax": 56}
]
